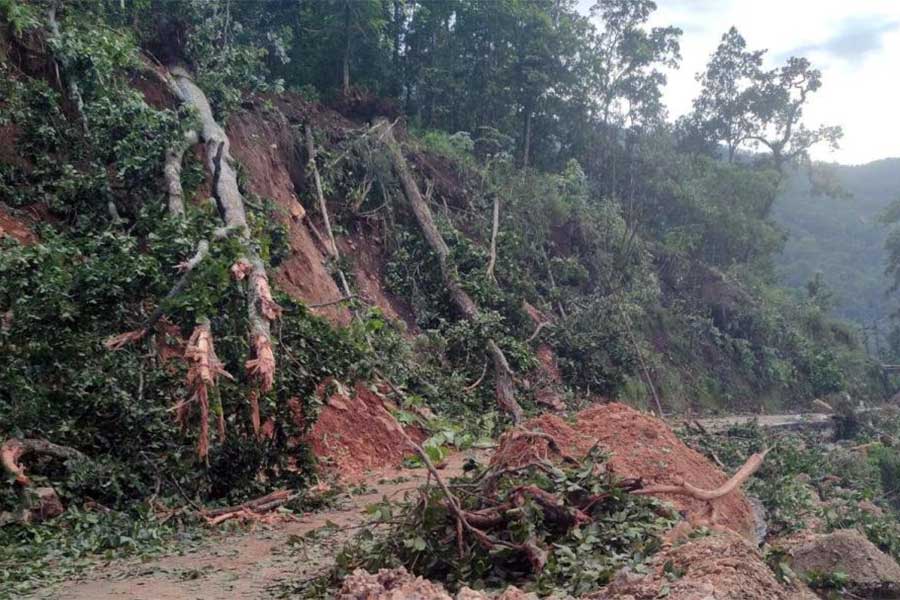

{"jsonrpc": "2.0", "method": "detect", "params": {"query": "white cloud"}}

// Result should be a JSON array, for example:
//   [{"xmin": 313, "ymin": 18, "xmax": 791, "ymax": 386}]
[{"xmin": 580, "ymin": 0, "xmax": 900, "ymax": 164}]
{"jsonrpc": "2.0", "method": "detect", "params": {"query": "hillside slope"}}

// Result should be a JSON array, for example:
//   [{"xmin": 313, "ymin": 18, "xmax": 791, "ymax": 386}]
[{"xmin": 773, "ymin": 159, "xmax": 900, "ymax": 329}]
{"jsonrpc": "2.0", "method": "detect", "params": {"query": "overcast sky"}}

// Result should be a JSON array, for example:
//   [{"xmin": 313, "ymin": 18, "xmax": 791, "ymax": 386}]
[{"xmin": 583, "ymin": 0, "xmax": 900, "ymax": 165}]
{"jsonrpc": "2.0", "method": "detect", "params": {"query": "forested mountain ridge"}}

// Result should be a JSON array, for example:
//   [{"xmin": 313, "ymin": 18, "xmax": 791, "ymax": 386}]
[
  {"xmin": 773, "ymin": 158, "xmax": 900, "ymax": 335},
  {"xmin": 1, "ymin": 0, "xmax": 898, "ymax": 596}
]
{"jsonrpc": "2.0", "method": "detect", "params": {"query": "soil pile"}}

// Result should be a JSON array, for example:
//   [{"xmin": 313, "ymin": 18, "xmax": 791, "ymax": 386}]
[
  {"xmin": 588, "ymin": 530, "xmax": 814, "ymax": 600},
  {"xmin": 491, "ymin": 403, "xmax": 756, "ymax": 537},
  {"xmin": 778, "ymin": 529, "xmax": 900, "ymax": 597},
  {"xmin": 0, "ymin": 205, "xmax": 36, "ymax": 245},
  {"xmin": 306, "ymin": 382, "xmax": 424, "ymax": 481},
  {"xmin": 227, "ymin": 106, "xmax": 351, "ymax": 325}
]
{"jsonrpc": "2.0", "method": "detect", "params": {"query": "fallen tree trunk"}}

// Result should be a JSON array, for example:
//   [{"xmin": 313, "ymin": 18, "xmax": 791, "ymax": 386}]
[
  {"xmin": 374, "ymin": 118, "xmax": 523, "ymax": 421},
  {"xmin": 164, "ymin": 129, "xmax": 200, "ymax": 216},
  {"xmin": 634, "ymin": 448, "xmax": 769, "ymax": 527},
  {"xmin": 202, "ymin": 489, "xmax": 292, "ymax": 518},
  {"xmin": 1, "ymin": 438, "xmax": 86, "ymax": 487},
  {"xmin": 305, "ymin": 124, "xmax": 355, "ymax": 305},
  {"xmin": 169, "ymin": 67, "xmax": 279, "ymax": 395}
]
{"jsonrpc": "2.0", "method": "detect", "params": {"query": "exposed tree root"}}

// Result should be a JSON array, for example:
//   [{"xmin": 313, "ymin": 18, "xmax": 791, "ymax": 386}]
[
  {"xmin": 634, "ymin": 448, "xmax": 770, "ymax": 525},
  {"xmin": 1, "ymin": 438, "xmax": 85, "ymax": 487}
]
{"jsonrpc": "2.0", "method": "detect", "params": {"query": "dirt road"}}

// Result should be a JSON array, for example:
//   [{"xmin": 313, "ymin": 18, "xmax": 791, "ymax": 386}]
[
  {"xmin": 28, "ymin": 411, "xmax": 839, "ymax": 599},
  {"xmin": 34, "ymin": 451, "xmax": 482, "ymax": 600}
]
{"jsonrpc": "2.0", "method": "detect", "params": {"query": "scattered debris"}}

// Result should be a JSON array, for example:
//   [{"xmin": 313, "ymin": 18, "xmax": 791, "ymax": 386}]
[
  {"xmin": 491, "ymin": 403, "xmax": 757, "ymax": 538},
  {"xmin": 337, "ymin": 568, "xmax": 537, "ymax": 600},
  {"xmin": 201, "ymin": 489, "xmax": 294, "ymax": 526}
]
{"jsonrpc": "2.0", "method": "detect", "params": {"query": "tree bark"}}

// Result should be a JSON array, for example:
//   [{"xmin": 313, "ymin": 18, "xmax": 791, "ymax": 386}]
[
  {"xmin": 305, "ymin": 124, "xmax": 354, "ymax": 303},
  {"xmin": 164, "ymin": 129, "xmax": 199, "ymax": 216},
  {"xmin": 522, "ymin": 108, "xmax": 532, "ymax": 169},
  {"xmin": 47, "ymin": 5, "xmax": 89, "ymax": 135},
  {"xmin": 342, "ymin": 0, "xmax": 351, "ymax": 96},
  {"xmin": 1, "ymin": 438, "xmax": 86, "ymax": 486},
  {"xmin": 375, "ymin": 119, "xmax": 523, "ymax": 421},
  {"xmin": 486, "ymin": 194, "xmax": 500, "ymax": 282},
  {"xmin": 170, "ymin": 67, "xmax": 278, "ymax": 391}
]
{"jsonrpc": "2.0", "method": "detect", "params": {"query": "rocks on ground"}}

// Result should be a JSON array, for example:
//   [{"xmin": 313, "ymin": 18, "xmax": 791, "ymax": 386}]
[
  {"xmin": 777, "ymin": 528, "xmax": 900, "ymax": 598},
  {"xmin": 337, "ymin": 568, "xmax": 536, "ymax": 600}
]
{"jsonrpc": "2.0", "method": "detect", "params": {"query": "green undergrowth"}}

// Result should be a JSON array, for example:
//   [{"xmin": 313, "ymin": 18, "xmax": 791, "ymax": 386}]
[
  {"xmin": 0, "ymin": 507, "xmax": 198, "ymax": 597},
  {"xmin": 678, "ymin": 410, "xmax": 900, "ymax": 562}
]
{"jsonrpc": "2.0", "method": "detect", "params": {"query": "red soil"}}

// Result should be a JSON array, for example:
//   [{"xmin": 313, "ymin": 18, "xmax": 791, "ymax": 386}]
[
  {"xmin": 227, "ymin": 108, "xmax": 351, "ymax": 326},
  {"xmin": 492, "ymin": 403, "xmax": 756, "ymax": 538},
  {"xmin": 306, "ymin": 382, "xmax": 425, "ymax": 481},
  {"xmin": 0, "ymin": 205, "xmax": 36, "ymax": 245},
  {"xmin": 342, "ymin": 233, "xmax": 418, "ymax": 334}
]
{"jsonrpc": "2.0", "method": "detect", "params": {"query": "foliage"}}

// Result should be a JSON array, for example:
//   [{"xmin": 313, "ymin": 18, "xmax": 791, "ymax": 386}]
[
  {"xmin": 0, "ymin": 506, "xmax": 197, "ymax": 596},
  {"xmin": 679, "ymin": 417, "xmax": 900, "ymax": 562},
  {"xmin": 308, "ymin": 452, "xmax": 674, "ymax": 596}
]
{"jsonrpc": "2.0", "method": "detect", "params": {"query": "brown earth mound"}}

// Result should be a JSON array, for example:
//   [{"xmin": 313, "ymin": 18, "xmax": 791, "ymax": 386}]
[
  {"xmin": 306, "ymin": 382, "xmax": 424, "ymax": 481},
  {"xmin": 491, "ymin": 403, "xmax": 756, "ymax": 537},
  {"xmin": 588, "ymin": 530, "xmax": 814, "ymax": 600},
  {"xmin": 0, "ymin": 205, "xmax": 36, "ymax": 245},
  {"xmin": 778, "ymin": 529, "xmax": 900, "ymax": 597},
  {"xmin": 342, "ymin": 233, "xmax": 418, "ymax": 334}
]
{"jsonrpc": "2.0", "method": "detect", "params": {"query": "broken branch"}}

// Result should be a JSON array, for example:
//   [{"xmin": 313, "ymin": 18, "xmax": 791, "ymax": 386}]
[{"xmin": 1, "ymin": 438, "xmax": 86, "ymax": 487}]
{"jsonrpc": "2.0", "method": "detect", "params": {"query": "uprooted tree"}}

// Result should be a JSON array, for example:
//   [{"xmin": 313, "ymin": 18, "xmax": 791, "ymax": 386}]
[
  {"xmin": 372, "ymin": 118, "xmax": 524, "ymax": 422},
  {"xmin": 106, "ymin": 64, "xmax": 281, "ymax": 459}
]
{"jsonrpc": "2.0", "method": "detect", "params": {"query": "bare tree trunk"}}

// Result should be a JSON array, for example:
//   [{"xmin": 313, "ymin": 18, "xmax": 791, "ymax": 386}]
[
  {"xmin": 305, "ymin": 124, "xmax": 354, "ymax": 302},
  {"xmin": 164, "ymin": 130, "xmax": 199, "ymax": 216},
  {"xmin": 375, "ymin": 119, "xmax": 523, "ymax": 421},
  {"xmin": 522, "ymin": 108, "xmax": 532, "ymax": 169},
  {"xmin": 342, "ymin": 0, "xmax": 351, "ymax": 96},
  {"xmin": 47, "ymin": 5, "xmax": 89, "ymax": 135},
  {"xmin": 486, "ymin": 194, "xmax": 500, "ymax": 282},
  {"xmin": 170, "ymin": 67, "xmax": 278, "ymax": 392}
]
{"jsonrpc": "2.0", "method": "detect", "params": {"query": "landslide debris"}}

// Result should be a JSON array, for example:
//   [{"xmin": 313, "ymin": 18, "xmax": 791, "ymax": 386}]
[
  {"xmin": 491, "ymin": 403, "xmax": 757, "ymax": 538},
  {"xmin": 588, "ymin": 529, "xmax": 815, "ymax": 600},
  {"xmin": 778, "ymin": 529, "xmax": 900, "ymax": 598}
]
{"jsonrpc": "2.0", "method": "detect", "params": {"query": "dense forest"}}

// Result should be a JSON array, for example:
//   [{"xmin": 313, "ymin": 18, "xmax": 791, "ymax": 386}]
[
  {"xmin": 774, "ymin": 158, "xmax": 900, "ymax": 354},
  {"xmin": 1, "ymin": 1, "xmax": 899, "ymax": 598}
]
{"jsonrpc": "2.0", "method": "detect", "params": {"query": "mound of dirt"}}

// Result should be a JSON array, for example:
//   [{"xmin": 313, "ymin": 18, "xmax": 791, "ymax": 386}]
[
  {"xmin": 0, "ymin": 205, "xmax": 36, "ymax": 245},
  {"xmin": 338, "ymin": 568, "xmax": 535, "ymax": 600},
  {"xmin": 778, "ymin": 529, "xmax": 900, "ymax": 597},
  {"xmin": 491, "ymin": 403, "xmax": 756, "ymax": 537},
  {"xmin": 588, "ymin": 530, "xmax": 814, "ymax": 600},
  {"xmin": 306, "ymin": 382, "xmax": 424, "ymax": 481}
]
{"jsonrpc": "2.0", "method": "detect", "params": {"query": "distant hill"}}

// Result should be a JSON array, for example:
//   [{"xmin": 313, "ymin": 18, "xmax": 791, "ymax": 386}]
[{"xmin": 773, "ymin": 158, "xmax": 900, "ymax": 329}]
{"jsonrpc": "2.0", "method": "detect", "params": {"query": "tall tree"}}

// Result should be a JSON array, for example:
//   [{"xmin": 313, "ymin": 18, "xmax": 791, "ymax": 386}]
[
  {"xmin": 686, "ymin": 27, "xmax": 765, "ymax": 162},
  {"xmin": 688, "ymin": 28, "xmax": 842, "ymax": 175}
]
